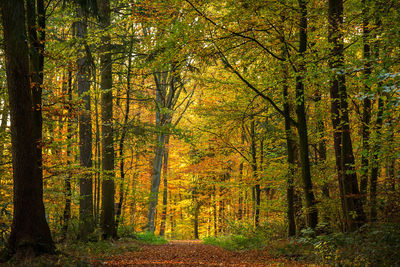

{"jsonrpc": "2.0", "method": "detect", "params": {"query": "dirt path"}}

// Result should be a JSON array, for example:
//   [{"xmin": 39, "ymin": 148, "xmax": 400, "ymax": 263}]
[{"xmin": 100, "ymin": 240, "xmax": 309, "ymax": 266}]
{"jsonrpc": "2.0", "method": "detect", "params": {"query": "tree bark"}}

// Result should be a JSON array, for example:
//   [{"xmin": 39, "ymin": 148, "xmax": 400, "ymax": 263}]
[
  {"xmin": 115, "ymin": 31, "xmax": 134, "ymax": 230},
  {"xmin": 359, "ymin": 0, "xmax": 372, "ymax": 204},
  {"xmin": 98, "ymin": 0, "xmax": 116, "ymax": 239},
  {"xmin": 76, "ymin": 7, "xmax": 94, "ymax": 240},
  {"xmin": 2, "ymin": 0, "xmax": 54, "ymax": 256},
  {"xmin": 159, "ymin": 135, "xmax": 170, "ymax": 236},
  {"xmin": 328, "ymin": 0, "xmax": 366, "ymax": 231},
  {"xmin": 282, "ymin": 62, "xmax": 297, "ymax": 236},
  {"xmin": 250, "ymin": 119, "xmax": 261, "ymax": 227},
  {"xmin": 26, "ymin": 0, "xmax": 45, "ymax": 192},
  {"xmin": 62, "ymin": 70, "xmax": 73, "ymax": 238},
  {"xmin": 146, "ymin": 130, "xmax": 165, "ymax": 232},
  {"xmin": 295, "ymin": 0, "xmax": 318, "ymax": 229}
]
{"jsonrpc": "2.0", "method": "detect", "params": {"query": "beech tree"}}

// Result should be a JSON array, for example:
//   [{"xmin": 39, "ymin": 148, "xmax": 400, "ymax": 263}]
[
  {"xmin": 328, "ymin": 0, "xmax": 366, "ymax": 231},
  {"xmin": 98, "ymin": 0, "xmax": 116, "ymax": 239},
  {"xmin": 1, "ymin": 0, "xmax": 54, "ymax": 256}
]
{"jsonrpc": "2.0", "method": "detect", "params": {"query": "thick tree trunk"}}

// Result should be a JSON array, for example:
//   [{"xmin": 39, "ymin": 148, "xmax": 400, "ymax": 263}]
[
  {"xmin": 76, "ymin": 7, "xmax": 94, "ymax": 240},
  {"xmin": 0, "ymin": 101, "xmax": 8, "ymax": 160},
  {"xmin": 27, "ymin": 0, "xmax": 45, "ymax": 190},
  {"xmin": 2, "ymin": 0, "xmax": 54, "ymax": 256},
  {"xmin": 98, "ymin": 0, "xmax": 116, "ymax": 239},
  {"xmin": 295, "ymin": 0, "xmax": 318, "ymax": 229},
  {"xmin": 328, "ymin": 0, "xmax": 366, "ymax": 231}
]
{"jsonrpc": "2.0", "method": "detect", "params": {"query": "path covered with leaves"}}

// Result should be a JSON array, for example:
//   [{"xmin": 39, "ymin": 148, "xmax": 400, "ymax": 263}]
[{"xmin": 100, "ymin": 240, "xmax": 309, "ymax": 266}]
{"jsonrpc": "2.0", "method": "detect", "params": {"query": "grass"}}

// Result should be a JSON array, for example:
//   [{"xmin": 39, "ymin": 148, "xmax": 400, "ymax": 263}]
[
  {"xmin": 134, "ymin": 231, "xmax": 168, "ymax": 245},
  {"xmin": 203, "ymin": 234, "xmax": 266, "ymax": 251}
]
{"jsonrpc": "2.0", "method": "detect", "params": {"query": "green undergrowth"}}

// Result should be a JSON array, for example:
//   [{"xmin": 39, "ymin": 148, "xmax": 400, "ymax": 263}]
[
  {"xmin": 297, "ymin": 223, "xmax": 400, "ymax": 266},
  {"xmin": 271, "ymin": 223, "xmax": 400, "ymax": 266},
  {"xmin": 203, "ymin": 222, "xmax": 400, "ymax": 266},
  {"xmin": 2, "ymin": 239, "xmax": 141, "ymax": 266},
  {"xmin": 203, "ymin": 221, "xmax": 285, "ymax": 251},
  {"xmin": 133, "ymin": 231, "xmax": 168, "ymax": 245},
  {"xmin": 203, "ymin": 234, "xmax": 266, "ymax": 251}
]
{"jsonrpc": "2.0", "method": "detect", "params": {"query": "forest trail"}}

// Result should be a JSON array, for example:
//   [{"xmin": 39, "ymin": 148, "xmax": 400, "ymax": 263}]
[{"xmin": 99, "ymin": 240, "xmax": 310, "ymax": 266}]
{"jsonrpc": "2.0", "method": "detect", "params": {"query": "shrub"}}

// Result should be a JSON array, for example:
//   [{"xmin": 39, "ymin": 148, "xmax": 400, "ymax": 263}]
[{"xmin": 298, "ymin": 223, "xmax": 400, "ymax": 266}]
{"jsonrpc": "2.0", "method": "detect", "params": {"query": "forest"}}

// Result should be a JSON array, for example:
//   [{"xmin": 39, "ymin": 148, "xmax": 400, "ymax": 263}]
[{"xmin": 0, "ymin": 0, "xmax": 399, "ymax": 266}]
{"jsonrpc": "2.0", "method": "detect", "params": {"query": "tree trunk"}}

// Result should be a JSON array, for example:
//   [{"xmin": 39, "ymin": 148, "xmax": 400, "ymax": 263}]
[
  {"xmin": 159, "ymin": 135, "xmax": 170, "ymax": 236},
  {"xmin": 369, "ymin": 96, "xmax": 384, "ymax": 221},
  {"xmin": 2, "ymin": 0, "xmax": 54, "ymax": 256},
  {"xmin": 328, "ymin": 0, "xmax": 366, "ymax": 231},
  {"xmin": 146, "ymin": 131, "xmax": 165, "ymax": 232},
  {"xmin": 282, "ymin": 63, "xmax": 296, "ymax": 236},
  {"xmin": 27, "ymin": 0, "xmax": 45, "ymax": 198},
  {"xmin": 359, "ymin": 0, "xmax": 372, "ymax": 204},
  {"xmin": 76, "ymin": 7, "xmax": 94, "ymax": 240},
  {"xmin": 115, "ymin": 33, "xmax": 134, "ymax": 230},
  {"xmin": 146, "ymin": 71, "xmax": 169, "ymax": 233},
  {"xmin": 194, "ymin": 201, "xmax": 200, "ymax": 239},
  {"xmin": 98, "ymin": 0, "xmax": 116, "ymax": 239},
  {"xmin": 238, "ymin": 160, "xmax": 244, "ymax": 221},
  {"xmin": 62, "ymin": 70, "xmax": 73, "ymax": 238},
  {"xmin": 250, "ymin": 119, "xmax": 261, "ymax": 227},
  {"xmin": 295, "ymin": 0, "xmax": 318, "ymax": 229}
]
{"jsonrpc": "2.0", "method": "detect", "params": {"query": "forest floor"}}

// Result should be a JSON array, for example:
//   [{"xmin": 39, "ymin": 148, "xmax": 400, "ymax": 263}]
[
  {"xmin": 94, "ymin": 240, "xmax": 313, "ymax": 266},
  {"xmin": 2, "ymin": 239, "xmax": 316, "ymax": 266}
]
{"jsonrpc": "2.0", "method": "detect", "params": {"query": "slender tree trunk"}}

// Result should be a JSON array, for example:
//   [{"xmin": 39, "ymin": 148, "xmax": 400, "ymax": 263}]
[
  {"xmin": 369, "ymin": 96, "xmax": 384, "ymax": 221},
  {"xmin": 238, "ymin": 160, "xmax": 244, "ymax": 221},
  {"xmin": 359, "ymin": 0, "xmax": 372, "ymax": 203},
  {"xmin": 314, "ymin": 89, "xmax": 329, "ymax": 198},
  {"xmin": 159, "ymin": 135, "xmax": 170, "ymax": 236},
  {"xmin": 194, "ymin": 200, "xmax": 200, "ymax": 239},
  {"xmin": 95, "ymin": 81, "xmax": 101, "ymax": 224},
  {"xmin": 146, "ymin": 131, "xmax": 165, "ymax": 232},
  {"xmin": 328, "ymin": 0, "xmax": 366, "ymax": 231},
  {"xmin": 2, "ymin": 0, "xmax": 54, "ymax": 256},
  {"xmin": 98, "ymin": 0, "xmax": 116, "ymax": 239},
  {"xmin": 115, "ymin": 34, "xmax": 134, "ymax": 230},
  {"xmin": 213, "ymin": 191, "xmax": 217, "ymax": 236},
  {"xmin": 146, "ymin": 73, "xmax": 168, "ymax": 232},
  {"xmin": 282, "ymin": 62, "xmax": 296, "ymax": 236},
  {"xmin": 250, "ymin": 119, "xmax": 261, "ymax": 227},
  {"xmin": 295, "ymin": 0, "xmax": 318, "ymax": 229},
  {"xmin": 76, "ymin": 7, "xmax": 94, "ymax": 240},
  {"xmin": 62, "ymin": 71, "xmax": 73, "ymax": 238}
]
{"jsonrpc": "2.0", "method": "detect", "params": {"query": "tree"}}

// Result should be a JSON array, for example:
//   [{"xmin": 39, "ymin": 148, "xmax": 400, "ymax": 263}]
[
  {"xmin": 294, "ymin": 0, "xmax": 318, "ymax": 229},
  {"xmin": 1, "ymin": 0, "xmax": 54, "ymax": 256},
  {"xmin": 76, "ymin": 5, "xmax": 95, "ymax": 240},
  {"xmin": 98, "ymin": 0, "xmax": 116, "ymax": 239},
  {"xmin": 328, "ymin": 0, "xmax": 366, "ymax": 231}
]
